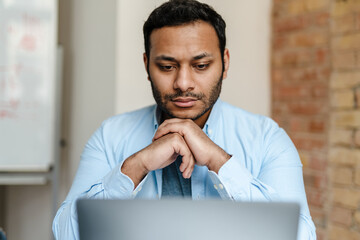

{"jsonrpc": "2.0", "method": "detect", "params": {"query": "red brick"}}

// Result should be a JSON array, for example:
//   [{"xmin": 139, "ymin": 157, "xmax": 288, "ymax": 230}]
[
  {"xmin": 288, "ymin": 102, "xmax": 326, "ymax": 115},
  {"xmin": 271, "ymin": 103, "xmax": 285, "ymax": 116},
  {"xmin": 273, "ymin": 0, "xmax": 285, "ymax": 5},
  {"xmin": 293, "ymin": 137, "xmax": 326, "ymax": 151},
  {"xmin": 273, "ymin": 50, "xmax": 314, "ymax": 67},
  {"xmin": 309, "ymin": 156, "xmax": 327, "ymax": 171},
  {"xmin": 316, "ymin": 48, "xmax": 330, "ymax": 65},
  {"xmin": 273, "ymin": 85, "xmax": 310, "ymax": 100},
  {"xmin": 316, "ymin": 228, "xmax": 326, "ymax": 240},
  {"xmin": 315, "ymin": 12, "xmax": 330, "ymax": 26},
  {"xmin": 271, "ymin": 69, "xmax": 285, "ymax": 84},
  {"xmin": 291, "ymin": 31, "xmax": 328, "ymax": 48},
  {"xmin": 274, "ymin": 16, "xmax": 306, "ymax": 33},
  {"xmin": 289, "ymin": 117, "xmax": 304, "ymax": 132},
  {"xmin": 356, "ymin": 87, "xmax": 360, "ymax": 108},
  {"xmin": 304, "ymin": 172, "xmax": 327, "ymax": 189},
  {"xmin": 309, "ymin": 119, "xmax": 326, "ymax": 133},
  {"xmin": 273, "ymin": 36, "xmax": 288, "ymax": 50},
  {"xmin": 311, "ymin": 83, "xmax": 329, "ymax": 99},
  {"xmin": 287, "ymin": 0, "xmax": 329, "ymax": 15},
  {"xmin": 272, "ymin": 6, "xmax": 282, "ymax": 19},
  {"xmin": 306, "ymin": 188, "xmax": 326, "ymax": 208},
  {"xmin": 287, "ymin": 67, "xmax": 318, "ymax": 82},
  {"xmin": 309, "ymin": 206, "xmax": 326, "ymax": 227},
  {"xmin": 286, "ymin": 66, "xmax": 330, "ymax": 83}
]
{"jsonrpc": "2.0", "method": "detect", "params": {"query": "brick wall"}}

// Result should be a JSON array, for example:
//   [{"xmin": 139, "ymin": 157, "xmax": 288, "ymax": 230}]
[
  {"xmin": 329, "ymin": 0, "xmax": 360, "ymax": 239},
  {"xmin": 272, "ymin": 0, "xmax": 360, "ymax": 239}
]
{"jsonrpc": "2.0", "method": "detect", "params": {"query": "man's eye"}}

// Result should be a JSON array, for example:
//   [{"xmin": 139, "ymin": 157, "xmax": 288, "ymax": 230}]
[
  {"xmin": 195, "ymin": 64, "xmax": 209, "ymax": 70},
  {"xmin": 160, "ymin": 65, "xmax": 174, "ymax": 71}
]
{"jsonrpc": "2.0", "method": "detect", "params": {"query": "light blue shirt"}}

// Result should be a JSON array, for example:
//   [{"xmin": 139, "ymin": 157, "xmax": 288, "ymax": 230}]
[{"xmin": 52, "ymin": 99, "xmax": 316, "ymax": 239}]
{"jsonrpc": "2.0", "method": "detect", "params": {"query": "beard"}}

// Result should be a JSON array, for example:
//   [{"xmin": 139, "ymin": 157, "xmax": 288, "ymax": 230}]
[{"xmin": 150, "ymin": 73, "xmax": 223, "ymax": 121}]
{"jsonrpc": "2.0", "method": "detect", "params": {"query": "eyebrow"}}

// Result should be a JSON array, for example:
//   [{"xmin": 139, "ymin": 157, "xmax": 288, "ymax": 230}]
[
  {"xmin": 154, "ymin": 52, "xmax": 213, "ymax": 62},
  {"xmin": 192, "ymin": 52, "xmax": 213, "ymax": 60},
  {"xmin": 154, "ymin": 55, "xmax": 176, "ymax": 62}
]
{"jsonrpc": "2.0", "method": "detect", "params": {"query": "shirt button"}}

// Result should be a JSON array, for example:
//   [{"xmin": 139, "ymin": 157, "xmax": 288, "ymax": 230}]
[
  {"xmin": 214, "ymin": 184, "xmax": 218, "ymax": 190},
  {"xmin": 208, "ymin": 129, "xmax": 213, "ymax": 135},
  {"xmin": 219, "ymin": 184, "xmax": 224, "ymax": 190},
  {"xmin": 138, "ymin": 186, "xmax": 142, "ymax": 191}
]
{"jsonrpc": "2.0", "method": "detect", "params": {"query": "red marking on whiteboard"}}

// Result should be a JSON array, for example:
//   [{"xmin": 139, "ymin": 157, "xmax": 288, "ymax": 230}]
[
  {"xmin": 0, "ymin": 64, "xmax": 23, "ymax": 75},
  {"xmin": 0, "ymin": 110, "xmax": 17, "ymax": 119},
  {"xmin": 19, "ymin": 14, "xmax": 40, "ymax": 52},
  {"xmin": 19, "ymin": 34, "xmax": 36, "ymax": 51},
  {"xmin": 9, "ymin": 99, "xmax": 19, "ymax": 109},
  {"xmin": 7, "ymin": 25, "xmax": 14, "ymax": 34}
]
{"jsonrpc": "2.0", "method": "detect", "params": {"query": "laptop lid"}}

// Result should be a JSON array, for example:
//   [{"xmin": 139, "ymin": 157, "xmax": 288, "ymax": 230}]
[{"xmin": 77, "ymin": 199, "xmax": 300, "ymax": 240}]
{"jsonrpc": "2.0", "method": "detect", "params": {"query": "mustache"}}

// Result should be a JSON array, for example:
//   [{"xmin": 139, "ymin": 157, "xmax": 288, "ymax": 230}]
[{"xmin": 164, "ymin": 91, "xmax": 204, "ymax": 101}]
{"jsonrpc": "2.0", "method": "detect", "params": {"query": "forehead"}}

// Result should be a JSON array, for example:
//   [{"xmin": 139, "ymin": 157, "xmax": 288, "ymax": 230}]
[{"xmin": 149, "ymin": 21, "xmax": 220, "ymax": 59}]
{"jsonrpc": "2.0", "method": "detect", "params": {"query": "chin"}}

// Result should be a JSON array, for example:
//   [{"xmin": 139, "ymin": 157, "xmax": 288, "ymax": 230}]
[
  {"xmin": 170, "ymin": 111, "xmax": 199, "ymax": 120},
  {"xmin": 163, "ymin": 107, "xmax": 197, "ymax": 119}
]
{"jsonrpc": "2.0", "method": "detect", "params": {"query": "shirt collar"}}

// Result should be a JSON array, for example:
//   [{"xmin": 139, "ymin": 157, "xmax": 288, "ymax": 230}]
[
  {"xmin": 153, "ymin": 105, "xmax": 162, "ymax": 131},
  {"xmin": 152, "ymin": 98, "xmax": 223, "ymax": 134},
  {"xmin": 203, "ymin": 98, "xmax": 222, "ymax": 135}
]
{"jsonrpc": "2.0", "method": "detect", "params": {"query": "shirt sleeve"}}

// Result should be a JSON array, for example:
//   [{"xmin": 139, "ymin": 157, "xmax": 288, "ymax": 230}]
[
  {"xmin": 52, "ymin": 122, "xmax": 147, "ymax": 240},
  {"xmin": 208, "ymin": 124, "xmax": 317, "ymax": 240}
]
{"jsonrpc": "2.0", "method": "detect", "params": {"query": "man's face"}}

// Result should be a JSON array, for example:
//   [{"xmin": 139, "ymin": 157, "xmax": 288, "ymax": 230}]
[{"xmin": 144, "ymin": 21, "xmax": 229, "ymax": 125}]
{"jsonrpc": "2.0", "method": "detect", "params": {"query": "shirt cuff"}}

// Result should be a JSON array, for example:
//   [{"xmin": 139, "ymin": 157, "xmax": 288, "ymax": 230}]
[
  {"xmin": 208, "ymin": 156, "xmax": 253, "ymax": 200},
  {"xmin": 102, "ymin": 161, "xmax": 149, "ymax": 199}
]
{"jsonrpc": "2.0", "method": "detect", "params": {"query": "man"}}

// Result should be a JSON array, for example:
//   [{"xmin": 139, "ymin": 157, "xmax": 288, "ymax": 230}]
[{"xmin": 53, "ymin": 0, "xmax": 316, "ymax": 239}]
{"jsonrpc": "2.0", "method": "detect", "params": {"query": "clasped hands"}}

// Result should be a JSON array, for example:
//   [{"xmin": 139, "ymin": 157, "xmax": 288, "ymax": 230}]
[{"xmin": 121, "ymin": 118, "xmax": 231, "ymax": 188}]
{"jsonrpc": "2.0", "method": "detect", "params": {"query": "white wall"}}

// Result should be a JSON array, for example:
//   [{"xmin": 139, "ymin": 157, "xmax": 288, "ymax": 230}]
[{"xmin": 116, "ymin": 0, "xmax": 271, "ymax": 116}]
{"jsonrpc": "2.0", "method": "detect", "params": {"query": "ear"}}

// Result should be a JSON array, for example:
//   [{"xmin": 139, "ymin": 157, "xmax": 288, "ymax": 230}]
[
  {"xmin": 222, "ymin": 48, "xmax": 230, "ymax": 80},
  {"xmin": 143, "ymin": 52, "xmax": 150, "ymax": 81}
]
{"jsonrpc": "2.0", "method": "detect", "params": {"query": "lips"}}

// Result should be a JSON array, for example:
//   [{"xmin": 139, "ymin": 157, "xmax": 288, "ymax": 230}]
[{"xmin": 171, "ymin": 97, "xmax": 197, "ymax": 108}]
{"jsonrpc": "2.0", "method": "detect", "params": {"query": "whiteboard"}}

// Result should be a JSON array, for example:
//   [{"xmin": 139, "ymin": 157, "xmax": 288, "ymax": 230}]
[{"xmin": 0, "ymin": 0, "xmax": 58, "ymax": 171}]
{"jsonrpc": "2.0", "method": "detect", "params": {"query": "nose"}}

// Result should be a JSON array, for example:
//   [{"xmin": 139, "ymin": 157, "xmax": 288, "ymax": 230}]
[{"xmin": 173, "ymin": 66, "xmax": 195, "ymax": 92}]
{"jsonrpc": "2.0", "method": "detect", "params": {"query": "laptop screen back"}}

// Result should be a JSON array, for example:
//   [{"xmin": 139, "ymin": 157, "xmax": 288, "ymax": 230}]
[{"xmin": 77, "ymin": 199, "xmax": 300, "ymax": 240}]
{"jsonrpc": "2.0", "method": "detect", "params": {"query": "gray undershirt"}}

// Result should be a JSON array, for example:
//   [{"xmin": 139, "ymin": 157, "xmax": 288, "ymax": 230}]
[{"xmin": 161, "ymin": 156, "xmax": 192, "ymax": 198}]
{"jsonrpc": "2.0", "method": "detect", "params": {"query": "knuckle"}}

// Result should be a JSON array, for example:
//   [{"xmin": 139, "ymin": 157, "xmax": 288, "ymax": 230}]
[
  {"xmin": 170, "ymin": 132, "xmax": 182, "ymax": 141},
  {"xmin": 184, "ymin": 119, "xmax": 192, "ymax": 126}
]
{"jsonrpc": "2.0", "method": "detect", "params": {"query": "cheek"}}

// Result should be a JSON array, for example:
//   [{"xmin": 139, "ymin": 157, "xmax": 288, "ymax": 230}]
[
  {"xmin": 198, "ymin": 71, "xmax": 221, "ymax": 90},
  {"xmin": 150, "ymin": 73, "xmax": 174, "ymax": 91}
]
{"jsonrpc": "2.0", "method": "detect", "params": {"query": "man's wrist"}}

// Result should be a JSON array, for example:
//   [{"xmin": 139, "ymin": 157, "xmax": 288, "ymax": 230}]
[
  {"xmin": 121, "ymin": 151, "xmax": 149, "ymax": 188},
  {"xmin": 207, "ymin": 149, "xmax": 231, "ymax": 173}
]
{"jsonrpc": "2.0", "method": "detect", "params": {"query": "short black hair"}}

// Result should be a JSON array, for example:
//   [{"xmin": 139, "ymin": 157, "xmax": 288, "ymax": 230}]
[{"xmin": 143, "ymin": 0, "xmax": 226, "ymax": 65}]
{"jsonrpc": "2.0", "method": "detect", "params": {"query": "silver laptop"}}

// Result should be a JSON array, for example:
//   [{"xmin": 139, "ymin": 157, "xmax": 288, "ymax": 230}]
[{"xmin": 77, "ymin": 199, "xmax": 300, "ymax": 240}]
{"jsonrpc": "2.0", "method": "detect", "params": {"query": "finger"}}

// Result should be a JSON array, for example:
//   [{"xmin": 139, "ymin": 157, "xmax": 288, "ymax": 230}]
[
  {"xmin": 179, "ymin": 149, "xmax": 195, "ymax": 173},
  {"xmin": 179, "ymin": 160, "xmax": 187, "ymax": 173},
  {"xmin": 171, "ymin": 133, "xmax": 194, "ymax": 175},
  {"xmin": 182, "ymin": 156, "xmax": 195, "ymax": 179},
  {"xmin": 154, "ymin": 120, "xmax": 190, "ymax": 141}
]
